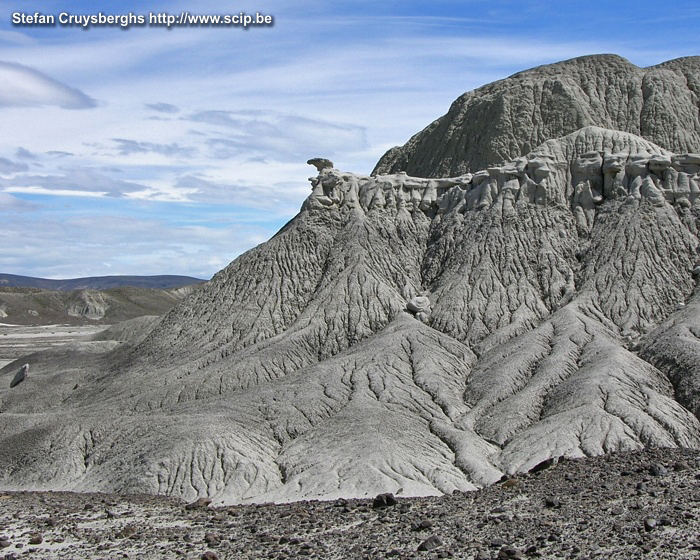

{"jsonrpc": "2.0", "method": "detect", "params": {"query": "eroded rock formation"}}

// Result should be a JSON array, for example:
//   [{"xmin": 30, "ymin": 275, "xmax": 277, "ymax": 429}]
[
  {"xmin": 374, "ymin": 55, "xmax": 700, "ymax": 177},
  {"xmin": 2, "ymin": 57, "xmax": 700, "ymax": 506}
]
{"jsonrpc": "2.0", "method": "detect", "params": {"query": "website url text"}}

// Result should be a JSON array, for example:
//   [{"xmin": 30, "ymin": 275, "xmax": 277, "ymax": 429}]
[{"xmin": 11, "ymin": 12, "xmax": 275, "ymax": 30}]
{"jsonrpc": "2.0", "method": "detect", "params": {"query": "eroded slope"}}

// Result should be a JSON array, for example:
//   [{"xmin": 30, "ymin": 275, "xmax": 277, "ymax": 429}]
[
  {"xmin": 2, "ymin": 126, "xmax": 700, "ymax": 504},
  {"xmin": 374, "ymin": 55, "xmax": 700, "ymax": 177}
]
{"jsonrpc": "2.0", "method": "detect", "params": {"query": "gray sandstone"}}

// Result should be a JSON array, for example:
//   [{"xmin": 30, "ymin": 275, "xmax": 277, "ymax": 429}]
[
  {"xmin": 374, "ymin": 54, "xmax": 700, "ymax": 177},
  {"xmin": 1, "ymin": 55, "xmax": 700, "ymax": 509}
]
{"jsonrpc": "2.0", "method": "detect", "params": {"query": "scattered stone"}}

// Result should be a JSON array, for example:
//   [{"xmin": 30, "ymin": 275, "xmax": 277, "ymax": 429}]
[
  {"xmin": 204, "ymin": 532, "xmax": 220, "ymax": 547},
  {"xmin": 649, "ymin": 464, "xmax": 668, "ymax": 477},
  {"xmin": 9, "ymin": 363, "xmax": 28, "ymax": 388},
  {"xmin": 498, "ymin": 545, "xmax": 522, "ymax": 558},
  {"xmin": 411, "ymin": 519, "xmax": 433, "ymax": 531},
  {"xmin": 372, "ymin": 493, "xmax": 397, "ymax": 508},
  {"xmin": 185, "ymin": 498, "xmax": 212, "ymax": 510},
  {"xmin": 529, "ymin": 458, "xmax": 556, "ymax": 473},
  {"xmin": 417, "ymin": 535, "xmax": 442, "ymax": 552},
  {"xmin": 0, "ymin": 436, "xmax": 697, "ymax": 559},
  {"xmin": 544, "ymin": 496, "xmax": 561, "ymax": 508}
]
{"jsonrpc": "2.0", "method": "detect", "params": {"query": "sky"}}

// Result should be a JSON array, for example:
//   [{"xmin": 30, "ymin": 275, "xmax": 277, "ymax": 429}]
[{"xmin": 0, "ymin": 1, "xmax": 699, "ymax": 280}]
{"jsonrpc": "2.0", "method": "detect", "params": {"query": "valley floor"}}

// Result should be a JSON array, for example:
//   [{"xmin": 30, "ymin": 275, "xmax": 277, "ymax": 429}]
[
  {"xmin": 0, "ymin": 324, "xmax": 106, "ymax": 369},
  {"xmin": 0, "ymin": 448, "xmax": 698, "ymax": 560}
]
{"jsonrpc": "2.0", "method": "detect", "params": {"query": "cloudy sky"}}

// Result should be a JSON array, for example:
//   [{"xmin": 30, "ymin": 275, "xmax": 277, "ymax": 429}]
[{"xmin": 1, "ymin": 0, "xmax": 699, "ymax": 279}]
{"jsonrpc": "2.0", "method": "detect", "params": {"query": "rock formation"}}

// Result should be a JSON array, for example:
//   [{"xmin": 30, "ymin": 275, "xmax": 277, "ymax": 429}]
[
  {"xmin": 9, "ymin": 363, "xmax": 27, "ymax": 388},
  {"xmin": 1, "ymin": 56, "xmax": 700, "ymax": 506},
  {"xmin": 374, "ymin": 55, "xmax": 700, "ymax": 177}
]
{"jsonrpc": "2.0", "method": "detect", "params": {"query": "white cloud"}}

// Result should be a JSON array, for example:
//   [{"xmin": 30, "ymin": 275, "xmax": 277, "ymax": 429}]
[
  {"xmin": 111, "ymin": 138, "xmax": 197, "ymax": 159},
  {"xmin": 15, "ymin": 147, "xmax": 37, "ymax": 160},
  {"xmin": 0, "ymin": 157, "xmax": 28, "ymax": 175},
  {"xmin": 1, "ymin": 167, "xmax": 148, "ymax": 197},
  {"xmin": 0, "ymin": 61, "xmax": 96, "ymax": 109},
  {"xmin": 187, "ymin": 110, "xmax": 368, "ymax": 161},
  {"xmin": 0, "ymin": 205, "xmax": 273, "ymax": 278},
  {"xmin": 0, "ymin": 192, "xmax": 38, "ymax": 210},
  {"xmin": 0, "ymin": 29, "xmax": 34, "ymax": 46},
  {"xmin": 145, "ymin": 102, "xmax": 180, "ymax": 114}
]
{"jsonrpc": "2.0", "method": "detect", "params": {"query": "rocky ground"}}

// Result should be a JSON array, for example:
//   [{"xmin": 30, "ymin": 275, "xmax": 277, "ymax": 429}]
[{"xmin": 0, "ymin": 448, "xmax": 699, "ymax": 559}]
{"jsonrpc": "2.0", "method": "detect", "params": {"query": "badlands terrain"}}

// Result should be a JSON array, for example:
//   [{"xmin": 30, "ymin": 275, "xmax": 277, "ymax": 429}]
[{"xmin": 2, "ymin": 55, "xmax": 700, "ymax": 556}]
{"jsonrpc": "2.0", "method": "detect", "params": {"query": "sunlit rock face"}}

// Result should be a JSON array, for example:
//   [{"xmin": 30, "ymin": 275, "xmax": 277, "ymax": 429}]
[
  {"xmin": 374, "ymin": 55, "xmax": 700, "ymax": 177},
  {"xmin": 2, "ymin": 57, "xmax": 700, "ymax": 506}
]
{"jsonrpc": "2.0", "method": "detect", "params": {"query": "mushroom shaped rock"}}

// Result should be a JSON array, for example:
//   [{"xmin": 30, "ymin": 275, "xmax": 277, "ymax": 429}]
[
  {"xmin": 672, "ymin": 153, "xmax": 700, "ymax": 172},
  {"xmin": 501, "ymin": 159, "xmax": 526, "ymax": 178},
  {"xmin": 407, "ymin": 295, "xmax": 431, "ymax": 314},
  {"xmin": 307, "ymin": 158, "xmax": 334, "ymax": 172},
  {"xmin": 603, "ymin": 153, "xmax": 628, "ymax": 198},
  {"xmin": 527, "ymin": 157, "xmax": 553, "ymax": 177},
  {"xmin": 471, "ymin": 170, "xmax": 489, "ymax": 186},
  {"xmin": 407, "ymin": 296, "xmax": 432, "ymax": 323},
  {"xmin": 625, "ymin": 155, "xmax": 649, "ymax": 199},
  {"xmin": 10, "ymin": 363, "xmax": 28, "ymax": 388}
]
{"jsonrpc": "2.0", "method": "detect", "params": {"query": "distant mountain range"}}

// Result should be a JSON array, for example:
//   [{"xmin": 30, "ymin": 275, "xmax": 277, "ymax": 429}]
[{"xmin": 0, "ymin": 273, "xmax": 207, "ymax": 291}]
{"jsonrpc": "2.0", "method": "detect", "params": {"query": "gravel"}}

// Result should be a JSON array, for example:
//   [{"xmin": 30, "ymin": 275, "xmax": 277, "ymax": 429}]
[{"xmin": 0, "ymin": 448, "xmax": 699, "ymax": 559}]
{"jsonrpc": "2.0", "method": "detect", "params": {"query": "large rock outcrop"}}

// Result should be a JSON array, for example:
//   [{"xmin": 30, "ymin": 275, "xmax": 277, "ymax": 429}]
[
  {"xmin": 2, "ymin": 56, "xmax": 700, "ymax": 505},
  {"xmin": 374, "ymin": 55, "xmax": 700, "ymax": 177}
]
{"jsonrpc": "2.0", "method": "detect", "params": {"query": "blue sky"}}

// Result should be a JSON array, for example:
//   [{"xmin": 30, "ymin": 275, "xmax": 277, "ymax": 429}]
[{"xmin": 1, "ymin": 0, "xmax": 699, "ymax": 279}]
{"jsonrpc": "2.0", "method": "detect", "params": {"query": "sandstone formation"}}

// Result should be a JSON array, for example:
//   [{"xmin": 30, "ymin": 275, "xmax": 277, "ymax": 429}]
[
  {"xmin": 374, "ymin": 55, "xmax": 700, "ymax": 177},
  {"xmin": 1, "ymin": 56, "xmax": 700, "ymax": 507}
]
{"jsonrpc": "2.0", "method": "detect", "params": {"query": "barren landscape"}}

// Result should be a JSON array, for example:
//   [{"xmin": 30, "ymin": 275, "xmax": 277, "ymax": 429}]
[
  {"xmin": 3, "ymin": 53, "xmax": 700, "ymax": 559},
  {"xmin": 0, "ymin": 323, "xmax": 105, "ymax": 369},
  {"xmin": 0, "ymin": 448, "xmax": 698, "ymax": 559}
]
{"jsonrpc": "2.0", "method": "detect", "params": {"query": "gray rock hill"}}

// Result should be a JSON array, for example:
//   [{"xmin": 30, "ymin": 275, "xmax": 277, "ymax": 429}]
[
  {"xmin": 2, "ymin": 56, "xmax": 700, "ymax": 506},
  {"xmin": 374, "ymin": 54, "xmax": 700, "ymax": 177}
]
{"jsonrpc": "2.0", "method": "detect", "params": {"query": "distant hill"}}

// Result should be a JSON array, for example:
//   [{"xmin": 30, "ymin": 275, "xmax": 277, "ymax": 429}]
[{"xmin": 0, "ymin": 273, "xmax": 206, "ymax": 291}]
